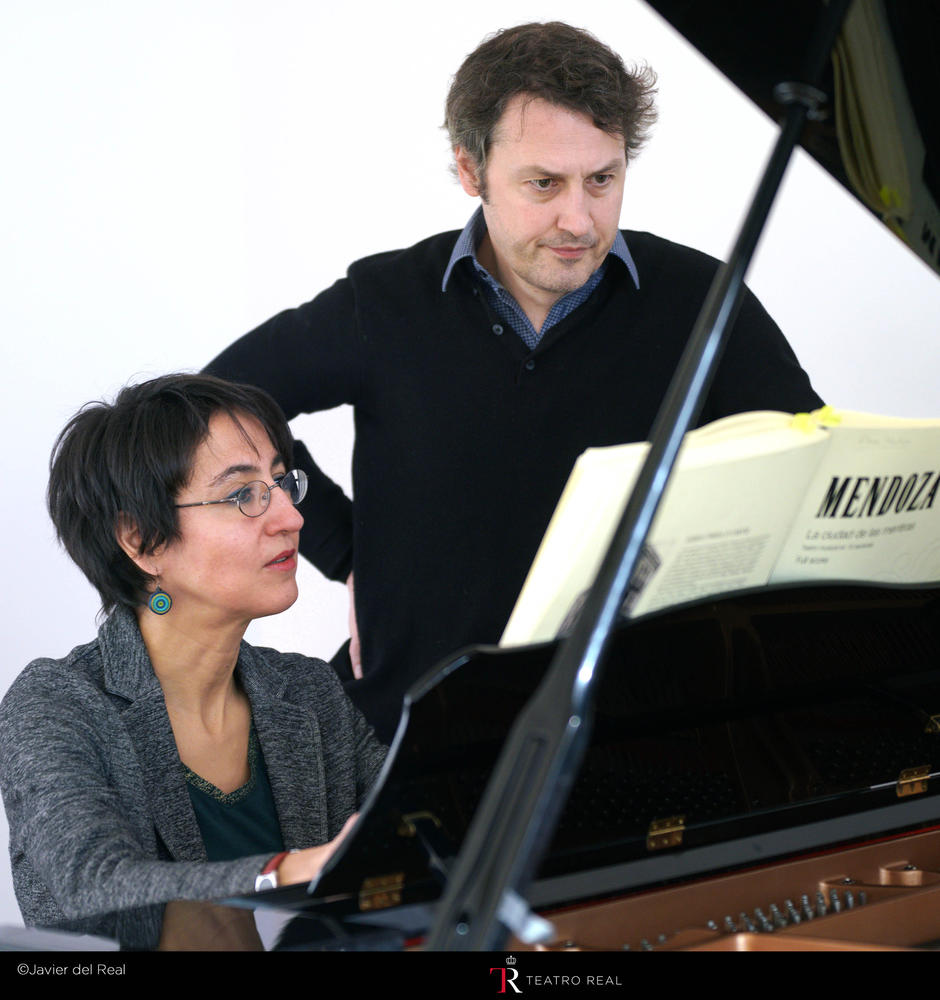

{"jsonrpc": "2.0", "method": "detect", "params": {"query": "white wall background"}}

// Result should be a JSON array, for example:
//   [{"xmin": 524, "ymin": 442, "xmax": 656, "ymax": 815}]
[{"xmin": 1, "ymin": 0, "xmax": 936, "ymax": 929}]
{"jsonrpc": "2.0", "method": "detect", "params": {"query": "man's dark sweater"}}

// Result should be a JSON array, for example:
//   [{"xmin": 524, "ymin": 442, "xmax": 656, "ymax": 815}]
[{"xmin": 207, "ymin": 229, "xmax": 822, "ymax": 741}]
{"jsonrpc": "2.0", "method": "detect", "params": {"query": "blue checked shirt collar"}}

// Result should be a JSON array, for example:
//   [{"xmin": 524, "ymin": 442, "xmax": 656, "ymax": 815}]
[{"xmin": 441, "ymin": 207, "xmax": 639, "ymax": 349}]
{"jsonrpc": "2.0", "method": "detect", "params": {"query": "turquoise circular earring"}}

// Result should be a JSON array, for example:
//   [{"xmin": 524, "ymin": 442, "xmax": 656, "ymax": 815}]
[{"xmin": 148, "ymin": 588, "xmax": 172, "ymax": 615}]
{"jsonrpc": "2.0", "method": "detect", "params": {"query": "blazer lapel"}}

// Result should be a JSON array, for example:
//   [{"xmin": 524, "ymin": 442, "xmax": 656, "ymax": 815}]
[
  {"xmin": 100, "ymin": 610, "xmax": 205, "ymax": 862},
  {"xmin": 237, "ymin": 644, "xmax": 330, "ymax": 849},
  {"xmin": 120, "ymin": 694, "xmax": 206, "ymax": 862}
]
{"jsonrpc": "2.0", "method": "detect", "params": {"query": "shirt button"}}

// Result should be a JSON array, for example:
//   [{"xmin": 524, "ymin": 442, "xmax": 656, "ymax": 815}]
[
  {"xmin": 524, "ymin": 359, "xmax": 536, "ymax": 371},
  {"xmin": 492, "ymin": 323, "xmax": 503, "ymax": 336}
]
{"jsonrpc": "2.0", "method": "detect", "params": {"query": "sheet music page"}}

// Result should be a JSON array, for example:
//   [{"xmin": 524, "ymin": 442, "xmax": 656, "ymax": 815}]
[
  {"xmin": 772, "ymin": 422, "xmax": 940, "ymax": 585},
  {"xmin": 502, "ymin": 419, "xmax": 828, "ymax": 644}
]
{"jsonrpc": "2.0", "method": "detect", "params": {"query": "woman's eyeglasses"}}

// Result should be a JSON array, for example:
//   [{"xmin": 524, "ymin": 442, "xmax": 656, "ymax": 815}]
[{"xmin": 175, "ymin": 469, "xmax": 308, "ymax": 518}]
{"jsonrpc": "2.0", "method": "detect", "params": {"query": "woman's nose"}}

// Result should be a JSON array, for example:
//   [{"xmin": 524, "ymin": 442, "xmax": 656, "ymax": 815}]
[{"xmin": 266, "ymin": 482, "xmax": 305, "ymax": 531}]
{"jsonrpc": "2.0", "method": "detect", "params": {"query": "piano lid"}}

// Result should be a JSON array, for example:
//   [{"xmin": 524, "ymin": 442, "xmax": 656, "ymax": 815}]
[{"xmin": 645, "ymin": 0, "xmax": 940, "ymax": 277}]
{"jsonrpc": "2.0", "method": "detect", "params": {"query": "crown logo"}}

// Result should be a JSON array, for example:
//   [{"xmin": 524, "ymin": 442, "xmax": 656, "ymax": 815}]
[{"xmin": 506, "ymin": 955, "xmax": 516, "ymax": 966}]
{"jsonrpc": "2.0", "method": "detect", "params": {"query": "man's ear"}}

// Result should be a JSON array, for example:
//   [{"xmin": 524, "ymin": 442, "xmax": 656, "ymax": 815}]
[
  {"xmin": 115, "ymin": 513, "xmax": 160, "ymax": 575},
  {"xmin": 454, "ymin": 146, "xmax": 483, "ymax": 197}
]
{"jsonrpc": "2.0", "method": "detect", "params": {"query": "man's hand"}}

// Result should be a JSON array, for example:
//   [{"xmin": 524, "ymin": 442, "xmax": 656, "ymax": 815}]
[{"xmin": 347, "ymin": 571, "xmax": 362, "ymax": 679}]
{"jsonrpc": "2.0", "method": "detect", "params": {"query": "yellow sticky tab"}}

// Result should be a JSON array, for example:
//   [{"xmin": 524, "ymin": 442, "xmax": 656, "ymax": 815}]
[
  {"xmin": 791, "ymin": 412, "xmax": 815, "ymax": 433},
  {"xmin": 814, "ymin": 405, "xmax": 842, "ymax": 427},
  {"xmin": 879, "ymin": 186, "xmax": 901, "ymax": 210}
]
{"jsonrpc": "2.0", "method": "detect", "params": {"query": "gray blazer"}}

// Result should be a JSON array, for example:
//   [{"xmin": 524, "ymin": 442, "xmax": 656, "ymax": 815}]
[{"xmin": 0, "ymin": 608, "xmax": 386, "ymax": 949}]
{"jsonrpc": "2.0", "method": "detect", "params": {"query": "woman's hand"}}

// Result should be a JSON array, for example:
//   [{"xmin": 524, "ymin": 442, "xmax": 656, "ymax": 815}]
[{"xmin": 275, "ymin": 813, "xmax": 359, "ymax": 886}]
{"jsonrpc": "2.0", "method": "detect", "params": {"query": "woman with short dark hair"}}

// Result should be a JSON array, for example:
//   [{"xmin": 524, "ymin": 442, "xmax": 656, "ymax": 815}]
[{"xmin": 0, "ymin": 374, "xmax": 385, "ymax": 949}]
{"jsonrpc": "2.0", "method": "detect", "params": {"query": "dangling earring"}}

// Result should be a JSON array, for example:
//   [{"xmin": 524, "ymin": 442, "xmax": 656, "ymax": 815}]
[{"xmin": 148, "ymin": 588, "xmax": 172, "ymax": 615}]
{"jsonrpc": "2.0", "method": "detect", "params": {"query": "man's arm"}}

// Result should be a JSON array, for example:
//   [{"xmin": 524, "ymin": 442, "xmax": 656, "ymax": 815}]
[
  {"xmin": 205, "ymin": 279, "xmax": 362, "ymax": 583},
  {"xmin": 704, "ymin": 284, "xmax": 824, "ymax": 422}
]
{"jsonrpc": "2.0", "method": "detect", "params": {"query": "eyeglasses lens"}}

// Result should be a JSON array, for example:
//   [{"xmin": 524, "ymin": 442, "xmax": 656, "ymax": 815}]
[
  {"xmin": 235, "ymin": 471, "xmax": 307, "ymax": 516},
  {"xmin": 237, "ymin": 482, "xmax": 267, "ymax": 517},
  {"xmin": 282, "ymin": 470, "xmax": 308, "ymax": 504}
]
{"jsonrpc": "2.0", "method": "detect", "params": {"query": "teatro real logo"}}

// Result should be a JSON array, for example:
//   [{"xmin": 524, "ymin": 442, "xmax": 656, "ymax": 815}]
[{"xmin": 489, "ymin": 956, "xmax": 522, "ymax": 994}]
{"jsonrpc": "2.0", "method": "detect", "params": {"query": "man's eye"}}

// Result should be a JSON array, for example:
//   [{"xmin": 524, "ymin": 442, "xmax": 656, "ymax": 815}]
[
  {"xmin": 530, "ymin": 178, "xmax": 555, "ymax": 191},
  {"xmin": 592, "ymin": 174, "xmax": 613, "ymax": 186}
]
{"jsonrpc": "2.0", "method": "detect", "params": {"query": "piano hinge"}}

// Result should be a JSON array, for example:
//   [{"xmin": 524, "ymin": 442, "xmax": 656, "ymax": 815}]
[
  {"xmin": 358, "ymin": 872, "xmax": 405, "ymax": 912},
  {"xmin": 647, "ymin": 815, "xmax": 685, "ymax": 852},
  {"xmin": 897, "ymin": 765, "xmax": 931, "ymax": 798}
]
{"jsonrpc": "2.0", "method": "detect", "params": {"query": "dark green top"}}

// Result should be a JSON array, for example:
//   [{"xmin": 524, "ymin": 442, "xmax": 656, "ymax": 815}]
[{"xmin": 184, "ymin": 729, "xmax": 284, "ymax": 862}]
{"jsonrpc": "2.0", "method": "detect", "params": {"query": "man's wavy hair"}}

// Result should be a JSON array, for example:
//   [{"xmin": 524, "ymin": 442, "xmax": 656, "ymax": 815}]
[
  {"xmin": 48, "ymin": 373, "xmax": 294, "ymax": 616},
  {"xmin": 445, "ymin": 22, "xmax": 657, "ymax": 197}
]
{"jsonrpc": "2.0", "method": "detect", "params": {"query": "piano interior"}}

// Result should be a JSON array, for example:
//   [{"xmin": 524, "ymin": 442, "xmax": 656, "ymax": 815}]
[{"xmin": 526, "ymin": 827, "xmax": 940, "ymax": 951}]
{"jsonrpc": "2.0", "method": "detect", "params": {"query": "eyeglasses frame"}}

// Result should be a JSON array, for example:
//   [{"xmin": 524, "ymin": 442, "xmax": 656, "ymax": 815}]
[{"xmin": 174, "ymin": 468, "xmax": 308, "ymax": 518}]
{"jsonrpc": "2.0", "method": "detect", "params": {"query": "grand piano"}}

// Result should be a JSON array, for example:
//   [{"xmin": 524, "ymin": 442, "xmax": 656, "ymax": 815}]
[
  {"xmin": 236, "ymin": 0, "xmax": 940, "ymax": 952},
  {"xmin": 233, "ymin": 583, "xmax": 940, "ymax": 952}
]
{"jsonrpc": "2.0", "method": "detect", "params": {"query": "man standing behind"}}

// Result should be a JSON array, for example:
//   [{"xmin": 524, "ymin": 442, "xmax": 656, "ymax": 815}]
[{"xmin": 207, "ymin": 22, "xmax": 821, "ymax": 742}]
